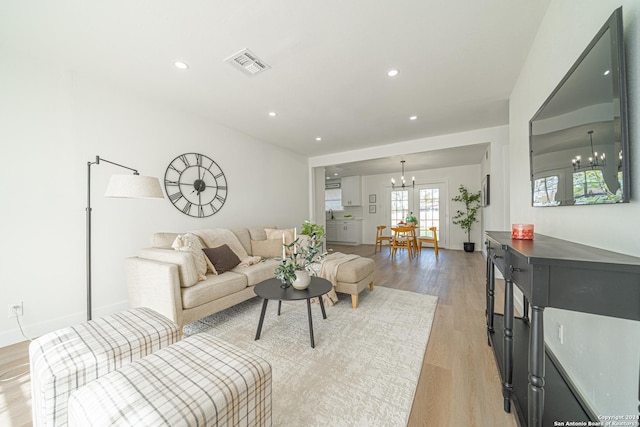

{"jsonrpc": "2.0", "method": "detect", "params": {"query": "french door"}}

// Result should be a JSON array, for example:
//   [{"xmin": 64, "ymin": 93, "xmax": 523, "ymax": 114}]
[{"xmin": 389, "ymin": 182, "xmax": 447, "ymax": 248}]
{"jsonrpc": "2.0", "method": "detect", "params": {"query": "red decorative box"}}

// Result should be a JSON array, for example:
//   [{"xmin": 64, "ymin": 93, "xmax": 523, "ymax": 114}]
[{"xmin": 512, "ymin": 224, "xmax": 534, "ymax": 240}]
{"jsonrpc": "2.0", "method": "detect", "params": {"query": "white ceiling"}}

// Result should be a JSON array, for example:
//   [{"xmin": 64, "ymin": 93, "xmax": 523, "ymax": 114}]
[{"xmin": 0, "ymin": 0, "xmax": 550, "ymax": 176}]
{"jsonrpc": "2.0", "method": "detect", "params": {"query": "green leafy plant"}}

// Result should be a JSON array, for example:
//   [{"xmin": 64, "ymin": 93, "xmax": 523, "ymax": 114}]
[
  {"xmin": 452, "ymin": 184, "xmax": 482, "ymax": 243},
  {"xmin": 275, "ymin": 221, "xmax": 328, "ymax": 284},
  {"xmin": 300, "ymin": 220, "xmax": 325, "ymax": 239}
]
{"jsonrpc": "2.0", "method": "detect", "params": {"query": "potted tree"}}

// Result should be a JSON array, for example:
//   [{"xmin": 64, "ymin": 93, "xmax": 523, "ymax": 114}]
[{"xmin": 452, "ymin": 184, "xmax": 482, "ymax": 252}]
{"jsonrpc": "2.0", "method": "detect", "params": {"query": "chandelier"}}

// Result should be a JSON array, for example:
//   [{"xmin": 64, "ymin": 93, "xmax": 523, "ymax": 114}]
[
  {"xmin": 572, "ymin": 130, "xmax": 606, "ymax": 171},
  {"xmin": 391, "ymin": 160, "xmax": 415, "ymax": 189}
]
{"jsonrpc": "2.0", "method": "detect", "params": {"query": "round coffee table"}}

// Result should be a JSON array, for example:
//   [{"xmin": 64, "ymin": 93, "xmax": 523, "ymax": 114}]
[{"xmin": 254, "ymin": 277, "xmax": 332, "ymax": 348}]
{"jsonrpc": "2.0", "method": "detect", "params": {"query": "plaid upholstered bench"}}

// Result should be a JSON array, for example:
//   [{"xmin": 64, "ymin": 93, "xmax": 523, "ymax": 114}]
[
  {"xmin": 67, "ymin": 333, "xmax": 272, "ymax": 427},
  {"xmin": 29, "ymin": 307, "xmax": 179, "ymax": 427}
]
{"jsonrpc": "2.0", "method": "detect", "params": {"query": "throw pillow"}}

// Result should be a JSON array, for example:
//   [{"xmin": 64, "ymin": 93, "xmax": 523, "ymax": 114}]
[
  {"xmin": 251, "ymin": 239, "xmax": 282, "ymax": 259},
  {"xmin": 202, "ymin": 244, "xmax": 242, "ymax": 274},
  {"xmin": 171, "ymin": 233, "xmax": 207, "ymax": 281},
  {"xmin": 265, "ymin": 228, "xmax": 295, "ymax": 254}
]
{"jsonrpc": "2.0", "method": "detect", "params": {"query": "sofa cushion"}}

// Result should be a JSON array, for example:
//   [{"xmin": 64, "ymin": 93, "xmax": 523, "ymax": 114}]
[
  {"xmin": 203, "ymin": 244, "xmax": 241, "ymax": 274},
  {"xmin": 231, "ymin": 226, "xmax": 276, "ymax": 256},
  {"xmin": 172, "ymin": 233, "xmax": 208, "ymax": 280},
  {"xmin": 138, "ymin": 248, "xmax": 199, "ymax": 287},
  {"xmin": 230, "ymin": 227, "xmax": 252, "ymax": 256},
  {"xmin": 251, "ymin": 239, "xmax": 282, "ymax": 259},
  {"xmin": 232, "ymin": 259, "xmax": 280, "ymax": 287},
  {"xmin": 181, "ymin": 272, "xmax": 248, "ymax": 309},
  {"xmin": 249, "ymin": 226, "xmax": 274, "ymax": 241},
  {"xmin": 151, "ymin": 232, "xmax": 181, "ymax": 249}
]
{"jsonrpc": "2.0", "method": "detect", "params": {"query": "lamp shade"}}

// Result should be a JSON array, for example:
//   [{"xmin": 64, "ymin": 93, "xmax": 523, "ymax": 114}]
[{"xmin": 104, "ymin": 174, "xmax": 164, "ymax": 199}]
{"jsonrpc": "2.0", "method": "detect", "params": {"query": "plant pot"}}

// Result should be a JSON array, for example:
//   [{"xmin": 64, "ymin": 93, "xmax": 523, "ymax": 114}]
[
  {"xmin": 292, "ymin": 270, "xmax": 311, "ymax": 290},
  {"xmin": 463, "ymin": 242, "xmax": 475, "ymax": 253}
]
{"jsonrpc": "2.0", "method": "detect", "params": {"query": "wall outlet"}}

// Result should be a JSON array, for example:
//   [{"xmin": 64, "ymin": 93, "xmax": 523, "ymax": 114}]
[
  {"xmin": 8, "ymin": 302, "xmax": 23, "ymax": 318},
  {"xmin": 557, "ymin": 323, "xmax": 564, "ymax": 344}
]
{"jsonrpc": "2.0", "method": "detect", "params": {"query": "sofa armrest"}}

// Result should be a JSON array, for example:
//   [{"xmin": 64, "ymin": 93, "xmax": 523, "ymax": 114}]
[{"xmin": 124, "ymin": 257, "xmax": 184, "ymax": 327}]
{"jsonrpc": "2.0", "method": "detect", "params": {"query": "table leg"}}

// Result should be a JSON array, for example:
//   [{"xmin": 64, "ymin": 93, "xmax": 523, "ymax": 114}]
[
  {"xmin": 503, "ymin": 278, "xmax": 514, "ymax": 413},
  {"xmin": 307, "ymin": 298, "xmax": 315, "ymax": 348},
  {"xmin": 487, "ymin": 258, "xmax": 495, "ymax": 345},
  {"xmin": 255, "ymin": 299, "xmax": 269, "ymax": 340},
  {"xmin": 318, "ymin": 295, "xmax": 327, "ymax": 319},
  {"xmin": 278, "ymin": 300, "xmax": 282, "ymax": 316},
  {"xmin": 528, "ymin": 305, "xmax": 545, "ymax": 427}
]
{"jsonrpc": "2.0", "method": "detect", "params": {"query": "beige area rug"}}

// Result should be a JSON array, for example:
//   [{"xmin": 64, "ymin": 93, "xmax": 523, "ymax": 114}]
[{"xmin": 184, "ymin": 286, "xmax": 438, "ymax": 426}]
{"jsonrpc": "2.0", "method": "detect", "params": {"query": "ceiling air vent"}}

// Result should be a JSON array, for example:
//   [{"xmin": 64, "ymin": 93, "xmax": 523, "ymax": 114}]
[{"xmin": 224, "ymin": 48, "xmax": 271, "ymax": 77}]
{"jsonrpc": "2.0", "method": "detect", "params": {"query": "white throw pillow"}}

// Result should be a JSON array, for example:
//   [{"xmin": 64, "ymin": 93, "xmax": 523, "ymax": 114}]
[{"xmin": 172, "ymin": 233, "xmax": 208, "ymax": 280}]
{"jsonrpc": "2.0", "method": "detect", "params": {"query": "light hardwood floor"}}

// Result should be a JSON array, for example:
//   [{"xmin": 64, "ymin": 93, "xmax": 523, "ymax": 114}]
[{"xmin": 0, "ymin": 243, "xmax": 516, "ymax": 427}]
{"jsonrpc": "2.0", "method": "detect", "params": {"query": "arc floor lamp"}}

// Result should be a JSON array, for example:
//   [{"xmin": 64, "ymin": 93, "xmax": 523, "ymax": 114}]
[{"xmin": 86, "ymin": 155, "xmax": 164, "ymax": 320}]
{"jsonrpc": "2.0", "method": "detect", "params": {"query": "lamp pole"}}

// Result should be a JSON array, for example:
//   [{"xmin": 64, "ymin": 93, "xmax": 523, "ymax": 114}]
[{"xmin": 86, "ymin": 155, "xmax": 159, "ymax": 321}]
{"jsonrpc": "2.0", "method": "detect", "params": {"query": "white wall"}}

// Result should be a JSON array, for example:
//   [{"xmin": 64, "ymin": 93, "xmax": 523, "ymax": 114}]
[
  {"xmin": 509, "ymin": 0, "xmax": 640, "ymax": 416},
  {"xmin": 0, "ymin": 53, "xmax": 309, "ymax": 347}
]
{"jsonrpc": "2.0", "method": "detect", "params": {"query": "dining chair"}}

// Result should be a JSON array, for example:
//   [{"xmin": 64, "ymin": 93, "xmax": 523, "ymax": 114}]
[
  {"xmin": 375, "ymin": 225, "xmax": 392, "ymax": 253},
  {"xmin": 391, "ymin": 226, "xmax": 417, "ymax": 259},
  {"xmin": 417, "ymin": 226, "xmax": 439, "ymax": 259}
]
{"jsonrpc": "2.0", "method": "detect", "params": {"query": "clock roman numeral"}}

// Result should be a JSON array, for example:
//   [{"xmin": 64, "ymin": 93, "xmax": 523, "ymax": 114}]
[
  {"xmin": 215, "ymin": 195, "xmax": 225, "ymax": 204},
  {"xmin": 214, "ymin": 172, "xmax": 224, "ymax": 179},
  {"xmin": 178, "ymin": 155, "xmax": 190, "ymax": 167},
  {"xmin": 169, "ymin": 192, "xmax": 183, "ymax": 202},
  {"xmin": 217, "ymin": 186, "xmax": 227, "ymax": 191},
  {"xmin": 182, "ymin": 201, "xmax": 192, "ymax": 214},
  {"xmin": 168, "ymin": 163, "xmax": 181, "ymax": 173},
  {"xmin": 209, "ymin": 202, "xmax": 218, "ymax": 214},
  {"xmin": 195, "ymin": 154, "xmax": 203, "ymax": 167},
  {"xmin": 197, "ymin": 205, "xmax": 205, "ymax": 218},
  {"xmin": 164, "ymin": 180, "xmax": 179, "ymax": 186}
]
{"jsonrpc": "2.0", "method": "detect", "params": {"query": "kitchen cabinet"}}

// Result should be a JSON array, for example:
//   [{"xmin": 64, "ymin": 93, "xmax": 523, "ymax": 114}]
[
  {"xmin": 327, "ymin": 221, "xmax": 362, "ymax": 245},
  {"xmin": 341, "ymin": 176, "xmax": 361, "ymax": 206},
  {"xmin": 325, "ymin": 222, "xmax": 338, "ymax": 242}
]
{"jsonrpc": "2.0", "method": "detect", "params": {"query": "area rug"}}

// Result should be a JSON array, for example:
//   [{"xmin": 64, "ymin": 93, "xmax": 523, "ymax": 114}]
[{"xmin": 184, "ymin": 286, "xmax": 438, "ymax": 426}]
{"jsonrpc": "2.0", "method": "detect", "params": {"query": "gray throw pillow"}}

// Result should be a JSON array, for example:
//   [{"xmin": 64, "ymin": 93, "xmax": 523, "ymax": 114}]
[{"xmin": 202, "ymin": 244, "xmax": 241, "ymax": 274}]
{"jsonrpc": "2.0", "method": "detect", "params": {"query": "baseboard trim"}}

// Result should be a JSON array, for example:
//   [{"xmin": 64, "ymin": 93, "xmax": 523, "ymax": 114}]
[{"xmin": 0, "ymin": 300, "xmax": 130, "ymax": 348}]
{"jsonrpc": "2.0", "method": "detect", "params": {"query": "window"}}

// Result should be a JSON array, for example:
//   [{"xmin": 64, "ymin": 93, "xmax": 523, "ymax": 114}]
[
  {"xmin": 418, "ymin": 188, "xmax": 439, "ymax": 238},
  {"xmin": 573, "ymin": 170, "xmax": 620, "ymax": 204},
  {"xmin": 390, "ymin": 190, "xmax": 408, "ymax": 226},
  {"xmin": 325, "ymin": 188, "xmax": 343, "ymax": 211},
  {"xmin": 533, "ymin": 176, "xmax": 559, "ymax": 206}
]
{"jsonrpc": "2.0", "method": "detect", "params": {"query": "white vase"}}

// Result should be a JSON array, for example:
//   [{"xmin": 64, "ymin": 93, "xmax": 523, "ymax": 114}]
[{"xmin": 292, "ymin": 270, "xmax": 311, "ymax": 290}]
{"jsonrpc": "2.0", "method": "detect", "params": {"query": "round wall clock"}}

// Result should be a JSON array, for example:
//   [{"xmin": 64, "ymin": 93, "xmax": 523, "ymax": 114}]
[{"xmin": 164, "ymin": 153, "xmax": 228, "ymax": 217}]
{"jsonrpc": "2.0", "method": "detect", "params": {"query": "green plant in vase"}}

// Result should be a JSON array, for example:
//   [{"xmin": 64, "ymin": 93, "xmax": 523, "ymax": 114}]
[{"xmin": 275, "ymin": 221, "xmax": 328, "ymax": 289}]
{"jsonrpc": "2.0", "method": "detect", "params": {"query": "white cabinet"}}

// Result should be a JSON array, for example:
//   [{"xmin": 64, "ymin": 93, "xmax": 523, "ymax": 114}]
[
  {"xmin": 341, "ymin": 176, "xmax": 361, "ymax": 206},
  {"xmin": 326, "ymin": 222, "xmax": 338, "ymax": 242},
  {"xmin": 327, "ymin": 221, "xmax": 362, "ymax": 245}
]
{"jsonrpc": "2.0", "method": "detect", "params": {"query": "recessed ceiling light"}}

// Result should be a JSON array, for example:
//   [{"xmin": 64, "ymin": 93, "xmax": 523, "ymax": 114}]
[
  {"xmin": 603, "ymin": 69, "xmax": 611, "ymax": 76},
  {"xmin": 409, "ymin": 115, "xmax": 418, "ymax": 121},
  {"xmin": 174, "ymin": 61, "xmax": 189, "ymax": 70},
  {"xmin": 334, "ymin": 173, "xmax": 338, "ymax": 176},
  {"xmin": 315, "ymin": 137, "xmax": 322, "ymax": 142},
  {"xmin": 268, "ymin": 111, "xmax": 277, "ymax": 117},
  {"xmin": 387, "ymin": 69, "xmax": 399, "ymax": 77}
]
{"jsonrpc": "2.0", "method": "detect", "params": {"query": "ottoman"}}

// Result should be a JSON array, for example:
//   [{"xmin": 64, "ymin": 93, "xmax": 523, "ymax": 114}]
[
  {"xmin": 67, "ymin": 334, "xmax": 272, "ymax": 427},
  {"xmin": 334, "ymin": 257, "xmax": 375, "ymax": 308},
  {"xmin": 29, "ymin": 307, "xmax": 179, "ymax": 427}
]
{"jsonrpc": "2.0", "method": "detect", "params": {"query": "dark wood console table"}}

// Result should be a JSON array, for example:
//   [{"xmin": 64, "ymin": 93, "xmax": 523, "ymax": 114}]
[{"xmin": 485, "ymin": 231, "xmax": 640, "ymax": 427}]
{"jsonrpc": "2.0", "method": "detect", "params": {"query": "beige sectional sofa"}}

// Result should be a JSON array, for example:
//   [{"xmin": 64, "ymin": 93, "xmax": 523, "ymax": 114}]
[
  {"xmin": 125, "ymin": 226, "xmax": 281, "ymax": 328},
  {"xmin": 125, "ymin": 225, "xmax": 376, "ymax": 329}
]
